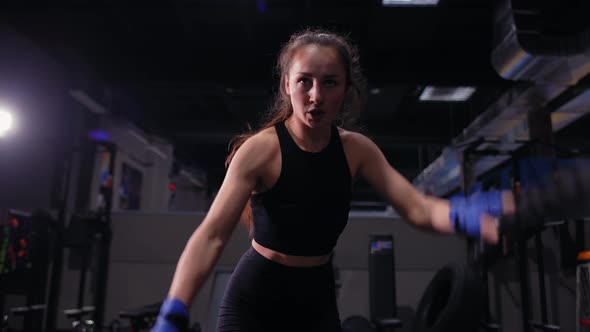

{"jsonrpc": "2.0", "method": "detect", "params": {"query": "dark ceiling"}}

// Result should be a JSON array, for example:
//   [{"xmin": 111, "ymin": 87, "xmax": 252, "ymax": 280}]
[{"xmin": 2, "ymin": 0, "xmax": 524, "ymax": 202}]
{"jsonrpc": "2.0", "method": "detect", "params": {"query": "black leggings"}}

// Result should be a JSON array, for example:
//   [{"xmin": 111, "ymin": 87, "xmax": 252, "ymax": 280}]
[{"xmin": 216, "ymin": 246, "xmax": 342, "ymax": 332}]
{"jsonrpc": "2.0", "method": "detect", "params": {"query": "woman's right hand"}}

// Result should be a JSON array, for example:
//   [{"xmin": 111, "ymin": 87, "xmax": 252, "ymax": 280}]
[{"xmin": 151, "ymin": 298, "xmax": 190, "ymax": 332}]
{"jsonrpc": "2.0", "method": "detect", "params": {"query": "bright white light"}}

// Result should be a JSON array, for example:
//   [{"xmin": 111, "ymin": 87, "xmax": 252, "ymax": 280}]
[
  {"xmin": 419, "ymin": 86, "xmax": 476, "ymax": 102},
  {"xmin": 382, "ymin": 0, "xmax": 439, "ymax": 6},
  {"xmin": 0, "ymin": 109, "xmax": 14, "ymax": 137}
]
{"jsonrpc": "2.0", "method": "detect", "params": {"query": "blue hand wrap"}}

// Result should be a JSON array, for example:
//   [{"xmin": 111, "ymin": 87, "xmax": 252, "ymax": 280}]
[
  {"xmin": 449, "ymin": 190, "xmax": 503, "ymax": 237},
  {"xmin": 151, "ymin": 298, "xmax": 189, "ymax": 332}
]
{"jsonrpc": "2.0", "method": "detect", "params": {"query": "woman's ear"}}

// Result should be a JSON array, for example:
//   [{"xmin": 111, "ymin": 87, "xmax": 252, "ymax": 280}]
[{"xmin": 284, "ymin": 75, "xmax": 290, "ymax": 96}]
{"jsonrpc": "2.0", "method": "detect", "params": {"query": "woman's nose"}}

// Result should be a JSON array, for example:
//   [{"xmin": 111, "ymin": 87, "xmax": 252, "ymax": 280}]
[{"xmin": 308, "ymin": 84, "xmax": 324, "ymax": 105}]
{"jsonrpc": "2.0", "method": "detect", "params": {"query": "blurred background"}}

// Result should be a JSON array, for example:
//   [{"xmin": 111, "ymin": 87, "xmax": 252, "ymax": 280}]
[{"xmin": 1, "ymin": 0, "xmax": 590, "ymax": 331}]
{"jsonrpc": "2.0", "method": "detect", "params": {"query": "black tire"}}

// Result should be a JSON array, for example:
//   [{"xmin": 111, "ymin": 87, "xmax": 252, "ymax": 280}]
[{"xmin": 411, "ymin": 263, "xmax": 484, "ymax": 332}]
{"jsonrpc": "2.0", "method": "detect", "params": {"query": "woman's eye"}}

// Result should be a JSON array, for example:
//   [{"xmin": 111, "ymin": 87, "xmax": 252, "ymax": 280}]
[
  {"xmin": 325, "ymin": 80, "xmax": 337, "ymax": 87},
  {"xmin": 297, "ymin": 78, "xmax": 311, "ymax": 85}
]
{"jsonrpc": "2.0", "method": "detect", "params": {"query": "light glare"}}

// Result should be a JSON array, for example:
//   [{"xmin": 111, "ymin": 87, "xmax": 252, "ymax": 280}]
[{"xmin": 0, "ymin": 109, "xmax": 14, "ymax": 136}]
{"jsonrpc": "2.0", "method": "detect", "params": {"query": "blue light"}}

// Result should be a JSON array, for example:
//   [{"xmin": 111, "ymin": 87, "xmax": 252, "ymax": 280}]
[
  {"xmin": 88, "ymin": 129, "xmax": 111, "ymax": 142},
  {"xmin": 256, "ymin": 0, "xmax": 266, "ymax": 13}
]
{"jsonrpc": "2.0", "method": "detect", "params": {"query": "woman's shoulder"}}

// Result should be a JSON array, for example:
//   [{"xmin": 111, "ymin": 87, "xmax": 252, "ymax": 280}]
[
  {"xmin": 229, "ymin": 126, "xmax": 280, "ymax": 174},
  {"xmin": 337, "ymin": 127, "xmax": 373, "ymax": 148},
  {"xmin": 250, "ymin": 126, "xmax": 279, "ymax": 145},
  {"xmin": 239, "ymin": 126, "xmax": 280, "ymax": 158}
]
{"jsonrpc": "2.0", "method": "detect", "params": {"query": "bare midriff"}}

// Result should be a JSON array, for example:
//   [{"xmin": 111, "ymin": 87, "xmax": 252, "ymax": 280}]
[{"xmin": 252, "ymin": 239, "xmax": 332, "ymax": 267}]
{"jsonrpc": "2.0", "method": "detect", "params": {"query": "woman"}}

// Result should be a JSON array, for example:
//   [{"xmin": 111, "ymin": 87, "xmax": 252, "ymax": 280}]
[{"xmin": 151, "ymin": 29, "xmax": 514, "ymax": 332}]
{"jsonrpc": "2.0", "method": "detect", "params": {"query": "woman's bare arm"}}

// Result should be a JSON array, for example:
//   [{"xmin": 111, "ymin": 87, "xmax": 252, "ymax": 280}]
[
  {"xmin": 166, "ymin": 135, "xmax": 269, "ymax": 306},
  {"xmin": 353, "ymin": 133, "xmax": 515, "ymax": 243}
]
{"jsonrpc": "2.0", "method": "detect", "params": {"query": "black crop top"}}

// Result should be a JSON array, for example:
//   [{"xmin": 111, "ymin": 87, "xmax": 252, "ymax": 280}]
[{"xmin": 250, "ymin": 120, "xmax": 352, "ymax": 256}]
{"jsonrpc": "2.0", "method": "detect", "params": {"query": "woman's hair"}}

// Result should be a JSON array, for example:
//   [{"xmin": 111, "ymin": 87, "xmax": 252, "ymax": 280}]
[{"xmin": 225, "ymin": 28, "xmax": 367, "ymax": 236}]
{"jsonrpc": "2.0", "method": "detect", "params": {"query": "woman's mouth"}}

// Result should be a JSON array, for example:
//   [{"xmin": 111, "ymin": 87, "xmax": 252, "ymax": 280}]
[{"xmin": 308, "ymin": 109, "xmax": 325, "ymax": 119}]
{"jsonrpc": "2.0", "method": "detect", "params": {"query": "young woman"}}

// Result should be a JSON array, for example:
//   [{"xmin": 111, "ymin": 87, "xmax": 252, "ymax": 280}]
[{"xmin": 151, "ymin": 29, "xmax": 515, "ymax": 332}]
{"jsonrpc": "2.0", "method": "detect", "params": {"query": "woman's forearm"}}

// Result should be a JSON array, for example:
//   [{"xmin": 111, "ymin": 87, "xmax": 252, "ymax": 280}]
[
  {"xmin": 424, "ymin": 196, "xmax": 454, "ymax": 234},
  {"xmin": 167, "ymin": 225, "xmax": 226, "ymax": 307}
]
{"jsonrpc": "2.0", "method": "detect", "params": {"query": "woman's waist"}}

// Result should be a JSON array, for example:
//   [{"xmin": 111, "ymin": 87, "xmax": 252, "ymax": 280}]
[{"xmin": 252, "ymin": 239, "xmax": 332, "ymax": 268}]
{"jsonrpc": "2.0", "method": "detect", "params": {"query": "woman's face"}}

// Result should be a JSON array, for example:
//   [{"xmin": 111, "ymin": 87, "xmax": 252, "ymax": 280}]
[{"xmin": 285, "ymin": 44, "xmax": 347, "ymax": 129}]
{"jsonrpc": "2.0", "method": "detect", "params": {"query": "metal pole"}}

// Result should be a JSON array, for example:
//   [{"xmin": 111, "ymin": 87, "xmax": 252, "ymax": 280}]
[
  {"xmin": 513, "ymin": 158, "xmax": 532, "ymax": 332},
  {"xmin": 44, "ymin": 150, "xmax": 71, "ymax": 331},
  {"xmin": 92, "ymin": 142, "xmax": 116, "ymax": 328},
  {"xmin": 535, "ymin": 234, "xmax": 549, "ymax": 324}
]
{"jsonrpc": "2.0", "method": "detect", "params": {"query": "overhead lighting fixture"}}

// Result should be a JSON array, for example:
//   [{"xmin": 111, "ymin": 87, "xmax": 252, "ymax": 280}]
[
  {"xmin": 382, "ymin": 0, "xmax": 439, "ymax": 6},
  {"xmin": 418, "ymin": 86, "xmax": 476, "ymax": 102}
]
